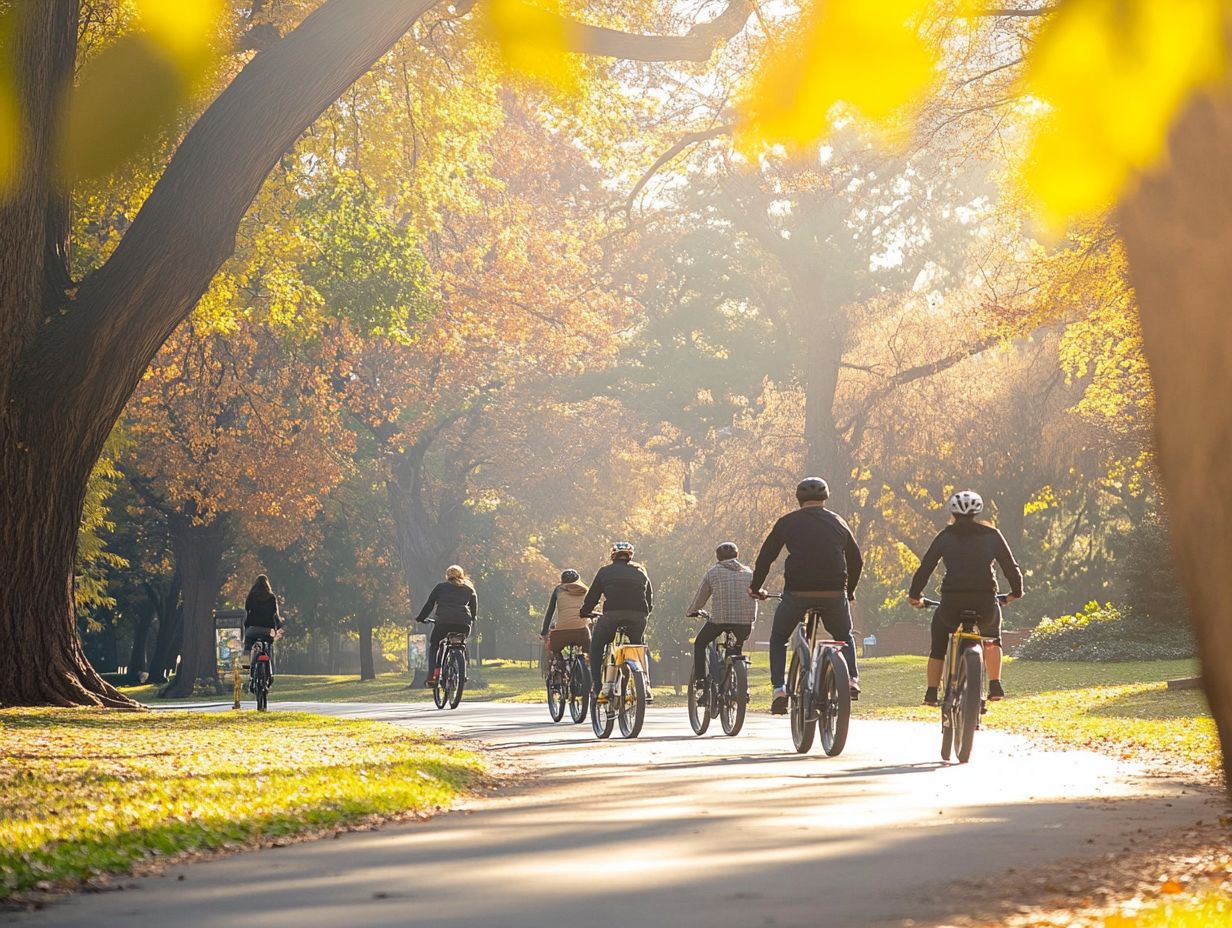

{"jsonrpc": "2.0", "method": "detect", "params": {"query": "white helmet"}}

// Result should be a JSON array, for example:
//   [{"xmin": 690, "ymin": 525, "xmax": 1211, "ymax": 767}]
[{"xmin": 948, "ymin": 490, "xmax": 983, "ymax": 516}]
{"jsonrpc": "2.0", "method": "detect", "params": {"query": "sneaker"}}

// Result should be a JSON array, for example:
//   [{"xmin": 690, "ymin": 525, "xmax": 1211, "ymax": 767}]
[
  {"xmin": 424, "ymin": 671, "xmax": 440, "ymax": 689},
  {"xmin": 987, "ymin": 679, "xmax": 1005, "ymax": 701},
  {"xmin": 923, "ymin": 687, "xmax": 939, "ymax": 707},
  {"xmin": 693, "ymin": 681, "xmax": 708, "ymax": 708},
  {"xmin": 849, "ymin": 677, "xmax": 861, "ymax": 701},
  {"xmin": 770, "ymin": 687, "xmax": 788, "ymax": 715}
]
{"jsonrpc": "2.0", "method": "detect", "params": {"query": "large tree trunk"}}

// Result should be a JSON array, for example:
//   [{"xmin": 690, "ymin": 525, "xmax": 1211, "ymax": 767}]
[
  {"xmin": 159, "ymin": 515, "xmax": 228, "ymax": 698},
  {"xmin": 146, "ymin": 572, "xmax": 183, "ymax": 684},
  {"xmin": 358, "ymin": 617, "xmax": 375, "ymax": 681},
  {"xmin": 1119, "ymin": 91, "xmax": 1232, "ymax": 789},
  {"xmin": 123, "ymin": 598, "xmax": 156, "ymax": 684}
]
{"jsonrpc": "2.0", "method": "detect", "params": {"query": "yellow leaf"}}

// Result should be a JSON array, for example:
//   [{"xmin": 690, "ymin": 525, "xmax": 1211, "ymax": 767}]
[
  {"xmin": 479, "ymin": 0, "xmax": 581, "ymax": 94},
  {"xmin": 737, "ymin": 0, "xmax": 939, "ymax": 153},
  {"xmin": 1019, "ymin": 0, "xmax": 1226, "ymax": 228},
  {"xmin": 134, "ymin": 0, "xmax": 225, "ymax": 70}
]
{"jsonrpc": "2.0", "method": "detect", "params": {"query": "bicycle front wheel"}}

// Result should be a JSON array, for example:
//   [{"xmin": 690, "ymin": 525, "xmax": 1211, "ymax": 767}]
[
  {"xmin": 955, "ymin": 647, "xmax": 982, "ymax": 763},
  {"xmin": 568, "ymin": 656, "xmax": 590, "ymax": 724},
  {"xmin": 445, "ymin": 649, "xmax": 466, "ymax": 709},
  {"xmin": 687, "ymin": 667, "xmax": 711, "ymax": 735},
  {"xmin": 720, "ymin": 660, "xmax": 747, "ymax": 737},
  {"xmin": 818, "ymin": 649, "xmax": 850, "ymax": 756},
  {"xmin": 591, "ymin": 683, "xmax": 614, "ymax": 739},
  {"xmin": 618, "ymin": 664, "xmax": 646, "ymax": 738},
  {"xmin": 788, "ymin": 651, "xmax": 815, "ymax": 754}
]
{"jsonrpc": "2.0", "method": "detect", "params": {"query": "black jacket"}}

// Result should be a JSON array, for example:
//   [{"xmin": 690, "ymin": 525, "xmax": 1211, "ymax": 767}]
[
  {"xmin": 908, "ymin": 520, "xmax": 1024, "ymax": 599},
  {"xmin": 244, "ymin": 592, "xmax": 281, "ymax": 631},
  {"xmin": 415, "ymin": 581, "xmax": 477, "ymax": 625},
  {"xmin": 750, "ymin": 506, "xmax": 863, "ymax": 596},
  {"xmin": 581, "ymin": 560, "xmax": 653, "ymax": 616}
]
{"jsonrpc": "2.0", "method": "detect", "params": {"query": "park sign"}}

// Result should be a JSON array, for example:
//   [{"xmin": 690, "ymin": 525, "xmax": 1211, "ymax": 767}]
[{"xmin": 214, "ymin": 610, "xmax": 246, "ymax": 675}]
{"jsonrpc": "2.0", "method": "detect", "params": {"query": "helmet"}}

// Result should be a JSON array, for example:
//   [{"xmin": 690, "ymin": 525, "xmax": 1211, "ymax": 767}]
[
  {"xmin": 610, "ymin": 541, "xmax": 635, "ymax": 559},
  {"xmin": 560, "ymin": 569, "xmax": 580, "ymax": 584},
  {"xmin": 795, "ymin": 477, "xmax": 829, "ymax": 503},
  {"xmin": 948, "ymin": 490, "xmax": 983, "ymax": 516},
  {"xmin": 715, "ymin": 542, "xmax": 739, "ymax": 561}
]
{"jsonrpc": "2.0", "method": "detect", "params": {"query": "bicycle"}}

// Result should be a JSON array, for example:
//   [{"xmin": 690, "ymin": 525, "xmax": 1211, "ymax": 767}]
[
  {"xmin": 426, "ymin": 620, "xmax": 468, "ymax": 710},
  {"xmin": 249, "ymin": 639, "xmax": 273, "ymax": 712},
  {"xmin": 687, "ymin": 610, "xmax": 749, "ymax": 737},
  {"xmin": 767, "ymin": 593, "xmax": 852, "ymax": 756},
  {"xmin": 545, "ymin": 638, "xmax": 591, "ymax": 724},
  {"xmin": 591, "ymin": 623, "xmax": 649, "ymax": 739},
  {"xmin": 920, "ymin": 594, "xmax": 1009, "ymax": 764}
]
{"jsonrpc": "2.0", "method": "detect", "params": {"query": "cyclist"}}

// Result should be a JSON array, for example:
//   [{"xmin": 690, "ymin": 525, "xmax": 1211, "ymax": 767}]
[
  {"xmin": 908, "ymin": 490, "xmax": 1024, "ymax": 706},
  {"xmin": 749, "ymin": 477, "xmax": 864, "ymax": 715},
  {"xmin": 687, "ymin": 542, "xmax": 756, "ymax": 706},
  {"xmin": 242, "ymin": 574, "xmax": 283, "ymax": 675},
  {"xmin": 415, "ymin": 565, "xmax": 478, "ymax": 687},
  {"xmin": 540, "ymin": 569, "xmax": 592, "ymax": 657},
  {"xmin": 581, "ymin": 542, "xmax": 652, "ymax": 704}
]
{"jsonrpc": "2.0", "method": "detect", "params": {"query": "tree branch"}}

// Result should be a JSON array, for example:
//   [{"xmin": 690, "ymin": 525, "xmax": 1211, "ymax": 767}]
[
  {"xmin": 626, "ymin": 123, "xmax": 734, "ymax": 213},
  {"xmin": 570, "ymin": 1, "xmax": 753, "ymax": 61}
]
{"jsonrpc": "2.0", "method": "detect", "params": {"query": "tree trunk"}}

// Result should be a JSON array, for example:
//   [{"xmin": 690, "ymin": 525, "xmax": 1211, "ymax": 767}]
[
  {"xmin": 146, "ymin": 572, "xmax": 183, "ymax": 684},
  {"xmin": 358, "ymin": 617, "xmax": 375, "ymax": 681},
  {"xmin": 123, "ymin": 599, "xmax": 156, "ymax": 684},
  {"xmin": 1119, "ymin": 91, "xmax": 1232, "ymax": 789},
  {"xmin": 159, "ymin": 515, "xmax": 228, "ymax": 698}
]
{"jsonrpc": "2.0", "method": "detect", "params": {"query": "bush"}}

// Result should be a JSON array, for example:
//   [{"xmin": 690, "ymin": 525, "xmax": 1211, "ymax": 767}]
[{"xmin": 1018, "ymin": 601, "xmax": 1195, "ymax": 661}]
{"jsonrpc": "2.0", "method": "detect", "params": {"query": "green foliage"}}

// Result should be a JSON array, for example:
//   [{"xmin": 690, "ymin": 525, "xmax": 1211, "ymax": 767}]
[
  {"xmin": 0, "ymin": 709, "xmax": 482, "ymax": 898},
  {"xmin": 75, "ymin": 429, "xmax": 129, "ymax": 615},
  {"xmin": 1018, "ymin": 601, "xmax": 1195, "ymax": 661},
  {"xmin": 1121, "ymin": 512, "xmax": 1191, "ymax": 625}
]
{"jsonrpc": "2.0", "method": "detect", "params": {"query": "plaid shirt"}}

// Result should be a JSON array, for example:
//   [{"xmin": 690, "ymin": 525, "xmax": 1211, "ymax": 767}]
[{"xmin": 687, "ymin": 559, "xmax": 757, "ymax": 626}]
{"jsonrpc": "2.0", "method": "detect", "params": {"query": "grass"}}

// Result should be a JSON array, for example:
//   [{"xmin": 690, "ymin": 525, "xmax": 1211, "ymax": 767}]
[
  {"xmin": 1104, "ymin": 892, "xmax": 1232, "ymax": 927},
  {"xmin": 0, "ymin": 708, "xmax": 483, "ymax": 899}
]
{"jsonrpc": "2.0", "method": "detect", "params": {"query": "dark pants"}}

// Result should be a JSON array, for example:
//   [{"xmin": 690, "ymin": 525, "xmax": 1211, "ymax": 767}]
[
  {"xmin": 692, "ymin": 623, "xmax": 750, "ymax": 681},
  {"xmin": 769, "ymin": 592, "xmax": 856, "ymax": 688},
  {"xmin": 428, "ymin": 621, "xmax": 471, "ymax": 675},
  {"xmin": 930, "ymin": 593, "xmax": 1001, "ymax": 659},
  {"xmin": 589, "ymin": 610, "xmax": 647, "ymax": 693}
]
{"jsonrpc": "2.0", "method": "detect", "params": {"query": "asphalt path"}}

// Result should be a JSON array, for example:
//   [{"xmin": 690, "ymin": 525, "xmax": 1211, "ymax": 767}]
[{"xmin": 10, "ymin": 699, "xmax": 1223, "ymax": 928}]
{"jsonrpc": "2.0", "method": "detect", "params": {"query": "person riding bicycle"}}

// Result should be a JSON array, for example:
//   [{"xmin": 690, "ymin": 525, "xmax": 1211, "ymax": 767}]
[
  {"xmin": 242, "ymin": 574, "xmax": 283, "ymax": 672},
  {"xmin": 907, "ymin": 490, "xmax": 1024, "ymax": 706},
  {"xmin": 749, "ymin": 477, "xmax": 864, "ymax": 715},
  {"xmin": 541, "ymin": 569, "xmax": 592, "ymax": 657},
  {"xmin": 687, "ymin": 542, "xmax": 756, "ymax": 707},
  {"xmin": 581, "ymin": 542, "xmax": 652, "ymax": 704},
  {"xmin": 415, "ymin": 565, "xmax": 478, "ymax": 687}
]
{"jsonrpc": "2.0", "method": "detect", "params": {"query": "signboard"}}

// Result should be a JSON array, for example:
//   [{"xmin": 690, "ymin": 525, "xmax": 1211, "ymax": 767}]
[
  {"xmin": 214, "ymin": 609, "xmax": 245, "ymax": 674},
  {"xmin": 407, "ymin": 632, "xmax": 428, "ymax": 673}
]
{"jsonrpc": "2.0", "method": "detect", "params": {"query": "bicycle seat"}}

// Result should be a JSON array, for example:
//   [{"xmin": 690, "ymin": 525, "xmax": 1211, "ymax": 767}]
[{"xmin": 445, "ymin": 632, "xmax": 467, "ymax": 644}]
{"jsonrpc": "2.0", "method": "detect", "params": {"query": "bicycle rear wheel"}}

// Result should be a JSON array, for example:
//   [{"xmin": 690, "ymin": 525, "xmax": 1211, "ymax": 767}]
[
  {"xmin": 788, "ymin": 651, "xmax": 815, "ymax": 755},
  {"xmin": 687, "ymin": 667, "xmax": 711, "ymax": 735},
  {"xmin": 618, "ymin": 663, "xmax": 646, "ymax": 738},
  {"xmin": 940, "ymin": 713, "xmax": 953, "ymax": 761},
  {"xmin": 445, "ymin": 649, "xmax": 466, "ymax": 709},
  {"xmin": 546, "ymin": 658, "xmax": 566, "ymax": 722},
  {"xmin": 568, "ymin": 655, "xmax": 590, "ymax": 723},
  {"xmin": 819, "ymin": 649, "xmax": 850, "ymax": 756},
  {"xmin": 719, "ymin": 659, "xmax": 747, "ymax": 737},
  {"xmin": 955, "ymin": 647, "xmax": 982, "ymax": 763}
]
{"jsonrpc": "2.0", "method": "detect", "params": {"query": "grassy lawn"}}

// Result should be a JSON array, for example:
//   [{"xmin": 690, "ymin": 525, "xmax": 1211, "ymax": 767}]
[{"xmin": 0, "ymin": 709, "xmax": 482, "ymax": 900}]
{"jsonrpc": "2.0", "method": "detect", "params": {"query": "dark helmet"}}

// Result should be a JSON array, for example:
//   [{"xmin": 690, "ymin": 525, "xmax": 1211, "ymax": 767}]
[
  {"xmin": 715, "ymin": 542, "xmax": 739, "ymax": 561},
  {"xmin": 560, "ymin": 569, "xmax": 580, "ymax": 584},
  {"xmin": 610, "ymin": 541, "xmax": 635, "ymax": 559},
  {"xmin": 795, "ymin": 477, "xmax": 830, "ymax": 503}
]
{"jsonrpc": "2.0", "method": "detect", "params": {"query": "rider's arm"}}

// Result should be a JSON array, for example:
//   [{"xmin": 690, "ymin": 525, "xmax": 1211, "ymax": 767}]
[
  {"xmin": 749, "ymin": 520, "xmax": 784, "ymax": 592},
  {"xmin": 994, "ymin": 530, "xmax": 1025, "ymax": 597},
  {"xmin": 844, "ymin": 531, "xmax": 864, "ymax": 600},
  {"xmin": 467, "ymin": 588, "xmax": 478, "ymax": 622},
  {"xmin": 686, "ymin": 573, "xmax": 712, "ymax": 616},
  {"xmin": 414, "ymin": 584, "xmax": 439, "ymax": 622},
  {"xmin": 908, "ymin": 534, "xmax": 944, "ymax": 600},
  {"xmin": 580, "ymin": 572, "xmax": 602, "ymax": 617},
  {"xmin": 540, "ymin": 588, "xmax": 559, "ymax": 636},
  {"xmin": 644, "ymin": 572, "xmax": 653, "ymax": 614}
]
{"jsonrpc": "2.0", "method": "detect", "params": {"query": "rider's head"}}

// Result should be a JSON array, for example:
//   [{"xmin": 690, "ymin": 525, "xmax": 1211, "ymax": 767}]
[
  {"xmin": 715, "ymin": 542, "xmax": 739, "ymax": 561},
  {"xmin": 948, "ymin": 490, "xmax": 983, "ymax": 520},
  {"xmin": 795, "ymin": 477, "xmax": 829, "ymax": 507},
  {"xmin": 560, "ymin": 568, "xmax": 581, "ymax": 584},
  {"xmin": 610, "ymin": 541, "xmax": 635, "ymax": 561}
]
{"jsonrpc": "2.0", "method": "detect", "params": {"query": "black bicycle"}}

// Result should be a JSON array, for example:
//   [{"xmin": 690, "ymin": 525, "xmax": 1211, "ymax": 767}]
[
  {"xmin": 546, "ymin": 640, "xmax": 591, "ymax": 724},
  {"xmin": 920, "ymin": 594, "xmax": 1009, "ymax": 763},
  {"xmin": 249, "ymin": 639, "xmax": 273, "ymax": 712},
  {"xmin": 427, "ymin": 621, "xmax": 468, "ymax": 710},
  {"xmin": 687, "ymin": 611, "xmax": 749, "ymax": 737}
]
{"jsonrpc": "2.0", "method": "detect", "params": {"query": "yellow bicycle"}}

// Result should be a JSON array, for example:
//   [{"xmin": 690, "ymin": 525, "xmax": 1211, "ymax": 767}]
[{"xmin": 591, "ymin": 626, "xmax": 649, "ymax": 739}]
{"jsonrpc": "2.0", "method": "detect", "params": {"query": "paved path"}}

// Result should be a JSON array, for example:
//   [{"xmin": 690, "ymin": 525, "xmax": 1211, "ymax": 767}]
[{"xmin": 11, "ymin": 701, "xmax": 1223, "ymax": 928}]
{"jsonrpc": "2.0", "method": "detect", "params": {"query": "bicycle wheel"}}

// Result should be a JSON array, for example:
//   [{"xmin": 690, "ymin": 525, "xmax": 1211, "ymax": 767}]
[
  {"xmin": 568, "ymin": 655, "xmax": 590, "ymax": 724},
  {"xmin": 940, "ymin": 711, "xmax": 953, "ymax": 761},
  {"xmin": 255, "ymin": 664, "xmax": 270, "ymax": 712},
  {"xmin": 687, "ymin": 667, "xmax": 711, "ymax": 735},
  {"xmin": 547, "ymin": 658, "xmax": 566, "ymax": 722},
  {"xmin": 591, "ymin": 682, "xmax": 614, "ymax": 739},
  {"xmin": 432, "ymin": 669, "xmax": 447, "ymax": 709},
  {"xmin": 618, "ymin": 663, "xmax": 646, "ymax": 738},
  {"xmin": 720, "ymin": 659, "xmax": 747, "ymax": 737},
  {"xmin": 788, "ymin": 651, "xmax": 815, "ymax": 754},
  {"xmin": 818, "ymin": 649, "xmax": 850, "ymax": 756},
  {"xmin": 446, "ymin": 649, "xmax": 466, "ymax": 709},
  {"xmin": 955, "ymin": 647, "xmax": 983, "ymax": 763}
]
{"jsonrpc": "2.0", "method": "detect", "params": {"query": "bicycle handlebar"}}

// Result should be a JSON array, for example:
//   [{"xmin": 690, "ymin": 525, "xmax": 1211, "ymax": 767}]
[{"xmin": 918, "ymin": 594, "xmax": 1011, "ymax": 608}]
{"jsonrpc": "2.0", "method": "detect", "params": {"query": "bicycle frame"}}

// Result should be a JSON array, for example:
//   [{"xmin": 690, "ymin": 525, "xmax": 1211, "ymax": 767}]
[{"xmin": 790, "ymin": 611, "xmax": 847, "ymax": 709}]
